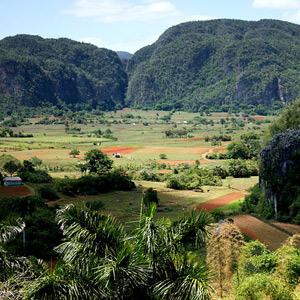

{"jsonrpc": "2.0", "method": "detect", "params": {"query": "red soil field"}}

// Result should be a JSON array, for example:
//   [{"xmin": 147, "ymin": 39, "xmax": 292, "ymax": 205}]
[
  {"xmin": 140, "ymin": 147, "xmax": 209, "ymax": 154},
  {"xmin": 181, "ymin": 137, "xmax": 204, "ymax": 141},
  {"xmin": 157, "ymin": 159, "xmax": 214, "ymax": 165},
  {"xmin": 157, "ymin": 160, "xmax": 196, "ymax": 165},
  {"xmin": 272, "ymin": 222, "xmax": 300, "ymax": 235},
  {"xmin": 115, "ymin": 128, "xmax": 127, "ymax": 130},
  {"xmin": 197, "ymin": 192, "xmax": 245, "ymax": 212},
  {"xmin": 101, "ymin": 147, "xmax": 139, "ymax": 154},
  {"xmin": 233, "ymin": 215, "xmax": 290, "ymax": 251},
  {"xmin": 213, "ymin": 148, "xmax": 227, "ymax": 152},
  {"xmin": 0, "ymin": 186, "xmax": 31, "ymax": 198}
]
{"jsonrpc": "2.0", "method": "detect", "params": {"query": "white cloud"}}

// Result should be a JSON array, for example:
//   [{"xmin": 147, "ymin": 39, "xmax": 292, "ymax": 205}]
[
  {"xmin": 282, "ymin": 10, "xmax": 300, "ymax": 22},
  {"xmin": 253, "ymin": 0, "xmax": 300, "ymax": 9},
  {"xmin": 79, "ymin": 36, "xmax": 104, "ymax": 45},
  {"xmin": 79, "ymin": 33, "xmax": 160, "ymax": 53},
  {"xmin": 63, "ymin": 0, "xmax": 181, "ymax": 23}
]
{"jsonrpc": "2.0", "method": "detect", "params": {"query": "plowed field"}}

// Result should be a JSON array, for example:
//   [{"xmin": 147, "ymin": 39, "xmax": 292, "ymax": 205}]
[
  {"xmin": 0, "ymin": 186, "xmax": 31, "ymax": 198},
  {"xmin": 196, "ymin": 192, "xmax": 245, "ymax": 211},
  {"xmin": 233, "ymin": 215, "xmax": 290, "ymax": 251},
  {"xmin": 101, "ymin": 147, "xmax": 139, "ymax": 154}
]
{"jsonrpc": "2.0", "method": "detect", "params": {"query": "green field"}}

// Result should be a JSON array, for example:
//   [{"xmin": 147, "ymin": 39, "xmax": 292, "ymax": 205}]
[
  {"xmin": 0, "ymin": 109, "xmax": 272, "ymax": 172},
  {"xmin": 0, "ymin": 108, "xmax": 270, "ymax": 224}
]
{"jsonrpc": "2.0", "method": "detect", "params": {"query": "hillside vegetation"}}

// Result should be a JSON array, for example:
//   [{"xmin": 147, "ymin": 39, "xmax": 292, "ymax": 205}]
[
  {"xmin": 0, "ymin": 35, "xmax": 127, "ymax": 110},
  {"xmin": 2, "ymin": 19, "xmax": 300, "ymax": 113},
  {"xmin": 126, "ymin": 19, "xmax": 300, "ymax": 112}
]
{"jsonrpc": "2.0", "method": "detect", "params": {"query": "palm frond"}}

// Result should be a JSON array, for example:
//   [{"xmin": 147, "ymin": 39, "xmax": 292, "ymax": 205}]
[
  {"xmin": 153, "ymin": 253, "xmax": 213, "ymax": 300},
  {"xmin": 0, "ymin": 217, "xmax": 25, "ymax": 243},
  {"xmin": 172, "ymin": 208, "xmax": 213, "ymax": 248}
]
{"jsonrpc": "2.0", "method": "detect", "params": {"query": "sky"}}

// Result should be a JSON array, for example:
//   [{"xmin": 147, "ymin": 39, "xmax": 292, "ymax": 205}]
[{"xmin": 1, "ymin": 0, "xmax": 300, "ymax": 53}]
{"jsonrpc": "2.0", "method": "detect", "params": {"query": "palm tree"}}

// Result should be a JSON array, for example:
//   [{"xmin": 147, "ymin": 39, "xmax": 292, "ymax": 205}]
[
  {"xmin": 55, "ymin": 204, "xmax": 127, "ymax": 261},
  {"xmin": 153, "ymin": 253, "xmax": 212, "ymax": 300},
  {"xmin": 23, "ymin": 262, "xmax": 109, "ymax": 300},
  {"xmin": 0, "ymin": 217, "xmax": 24, "ymax": 243},
  {"xmin": 134, "ymin": 203, "xmax": 179, "ymax": 277},
  {"xmin": 28, "ymin": 204, "xmax": 149, "ymax": 299},
  {"xmin": 95, "ymin": 246, "xmax": 150, "ymax": 299},
  {"xmin": 172, "ymin": 209, "xmax": 213, "ymax": 248},
  {"xmin": 135, "ymin": 203, "xmax": 214, "ymax": 299},
  {"xmin": 0, "ymin": 218, "xmax": 25, "ymax": 280},
  {"xmin": 26, "ymin": 203, "xmax": 214, "ymax": 299}
]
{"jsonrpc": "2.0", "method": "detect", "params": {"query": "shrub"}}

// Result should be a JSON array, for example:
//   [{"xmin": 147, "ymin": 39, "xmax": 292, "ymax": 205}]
[
  {"xmin": 228, "ymin": 159, "xmax": 251, "ymax": 178},
  {"xmin": 159, "ymin": 153, "xmax": 167, "ymax": 159},
  {"xmin": 212, "ymin": 166, "xmax": 229, "ymax": 179},
  {"xmin": 55, "ymin": 172, "xmax": 135, "ymax": 196},
  {"xmin": 38, "ymin": 186, "xmax": 59, "ymax": 201},
  {"xmin": 86, "ymin": 200, "xmax": 105, "ymax": 211},
  {"xmin": 143, "ymin": 188, "xmax": 159, "ymax": 207},
  {"xmin": 18, "ymin": 170, "xmax": 52, "ymax": 183}
]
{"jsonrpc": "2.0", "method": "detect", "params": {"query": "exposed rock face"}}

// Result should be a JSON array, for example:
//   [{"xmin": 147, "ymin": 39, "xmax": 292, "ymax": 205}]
[
  {"xmin": 260, "ymin": 129, "xmax": 300, "ymax": 217},
  {"xmin": 126, "ymin": 19, "xmax": 300, "ymax": 111}
]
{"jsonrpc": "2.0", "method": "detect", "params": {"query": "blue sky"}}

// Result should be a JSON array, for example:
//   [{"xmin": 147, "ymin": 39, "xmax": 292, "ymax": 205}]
[{"xmin": 1, "ymin": 0, "xmax": 300, "ymax": 53}]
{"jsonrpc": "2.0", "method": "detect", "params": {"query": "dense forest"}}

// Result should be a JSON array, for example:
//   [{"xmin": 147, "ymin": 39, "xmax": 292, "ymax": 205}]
[
  {"xmin": 0, "ymin": 35, "xmax": 127, "ymax": 110},
  {"xmin": 126, "ymin": 19, "xmax": 300, "ymax": 112},
  {"xmin": 2, "ymin": 19, "xmax": 300, "ymax": 113}
]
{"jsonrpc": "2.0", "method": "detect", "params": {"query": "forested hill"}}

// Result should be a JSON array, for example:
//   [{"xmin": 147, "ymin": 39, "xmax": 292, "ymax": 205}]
[
  {"xmin": 0, "ymin": 35, "xmax": 127, "ymax": 109},
  {"xmin": 2, "ymin": 19, "xmax": 300, "ymax": 113},
  {"xmin": 126, "ymin": 19, "xmax": 300, "ymax": 112}
]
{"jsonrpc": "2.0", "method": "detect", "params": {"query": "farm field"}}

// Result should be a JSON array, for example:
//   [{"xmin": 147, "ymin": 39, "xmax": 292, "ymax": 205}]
[
  {"xmin": 1, "ymin": 108, "xmax": 291, "ymax": 249},
  {"xmin": 0, "ymin": 109, "xmax": 272, "ymax": 173},
  {"xmin": 232, "ymin": 215, "xmax": 292, "ymax": 251}
]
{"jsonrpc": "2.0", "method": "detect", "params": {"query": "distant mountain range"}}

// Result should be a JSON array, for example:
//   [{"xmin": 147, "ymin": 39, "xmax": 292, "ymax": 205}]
[
  {"xmin": 116, "ymin": 51, "xmax": 133, "ymax": 60},
  {"xmin": 2, "ymin": 19, "xmax": 300, "ymax": 112}
]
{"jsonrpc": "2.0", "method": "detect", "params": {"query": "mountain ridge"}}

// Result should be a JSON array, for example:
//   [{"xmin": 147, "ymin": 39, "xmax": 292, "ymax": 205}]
[
  {"xmin": 0, "ymin": 34, "xmax": 127, "ymax": 109},
  {"xmin": 2, "ymin": 19, "xmax": 300, "ymax": 113},
  {"xmin": 126, "ymin": 19, "xmax": 300, "ymax": 112}
]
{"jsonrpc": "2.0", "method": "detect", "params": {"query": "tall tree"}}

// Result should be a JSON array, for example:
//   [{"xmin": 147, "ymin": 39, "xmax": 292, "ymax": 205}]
[{"xmin": 84, "ymin": 149, "xmax": 113, "ymax": 174}]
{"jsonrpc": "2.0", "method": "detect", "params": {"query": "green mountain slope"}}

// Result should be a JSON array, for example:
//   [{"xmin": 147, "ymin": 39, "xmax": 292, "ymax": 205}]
[
  {"xmin": 0, "ymin": 35, "xmax": 127, "ymax": 109},
  {"xmin": 126, "ymin": 19, "xmax": 300, "ymax": 112}
]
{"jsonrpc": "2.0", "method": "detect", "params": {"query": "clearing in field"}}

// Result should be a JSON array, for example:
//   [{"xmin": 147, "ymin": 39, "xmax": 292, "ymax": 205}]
[
  {"xmin": 0, "ymin": 186, "xmax": 31, "ymax": 198},
  {"xmin": 232, "ymin": 215, "xmax": 290, "ymax": 251},
  {"xmin": 101, "ymin": 147, "xmax": 139, "ymax": 154},
  {"xmin": 196, "ymin": 192, "xmax": 245, "ymax": 211},
  {"xmin": 271, "ymin": 222, "xmax": 300, "ymax": 235}
]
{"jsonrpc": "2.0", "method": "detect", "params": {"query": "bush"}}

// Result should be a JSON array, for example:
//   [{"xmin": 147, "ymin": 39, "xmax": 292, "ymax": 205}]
[
  {"xmin": 235, "ymin": 273, "xmax": 293, "ymax": 300},
  {"xmin": 166, "ymin": 168, "xmax": 222, "ymax": 190},
  {"xmin": 228, "ymin": 159, "xmax": 251, "ymax": 178},
  {"xmin": 138, "ymin": 167, "xmax": 160, "ymax": 181},
  {"xmin": 55, "ymin": 172, "xmax": 135, "ymax": 196},
  {"xmin": 38, "ymin": 186, "xmax": 59, "ymax": 201},
  {"xmin": 212, "ymin": 166, "xmax": 229, "ymax": 179},
  {"xmin": 143, "ymin": 188, "xmax": 159, "ymax": 207},
  {"xmin": 159, "ymin": 153, "xmax": 167, "ymax": 159},
  {"xmin": 18, "ymin": 170, "xmax": 52, "ymax": 183},
  {"xmin": 86, "ymin": 200, "xmax": 105, "ymax": 211},
  {"xmin": 206, "ymin": 153, "xmax": 218, "ymax": 159}
]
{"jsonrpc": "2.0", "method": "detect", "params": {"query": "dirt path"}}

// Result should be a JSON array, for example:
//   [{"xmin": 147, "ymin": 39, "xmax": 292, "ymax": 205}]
[
  {"xmin": 201, "ymin": 148, "xmax": 214, "ymax": 161},
  {"xmin": 233, "ymin": 215, "xmax": 290, "ymax": 251},
  {"xmin": 196, "ymin": 192, "xmax": 245, "ymax": 212}
]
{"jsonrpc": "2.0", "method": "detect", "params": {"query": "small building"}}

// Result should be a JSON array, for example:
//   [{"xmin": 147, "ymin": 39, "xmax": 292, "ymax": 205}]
[
  {"xmin": 3, "ymin": 176, "xmax": 22, "ymax": 186},
  {"xmin": 112, "ymin": 152, "xmax": 121, "ymax": 158}
]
